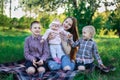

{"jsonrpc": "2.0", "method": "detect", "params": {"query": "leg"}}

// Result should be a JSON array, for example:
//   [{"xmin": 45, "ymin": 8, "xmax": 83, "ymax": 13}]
[
  {"xmin": 37, "ymin": 66, "xmax": 45, "ymax": 73},
  {"xmin": 61, "ymin": 55, "xmax": 75, "ymax": 71},
  {"xmin": 85, "ymin": 62, "xmax": 95, "ymax": 71},
  {"xmin": 78, "ymin": 66, "xmax": 85, "ymax": 71},
  {"xmin": 24, "ymin": 60, "xmax": 36, "ymax": 74},
  {"xmin": 49, "ymin": 45, "xmax": 57, "ymax": 58},
  {"xmin": 26, "ymin": 67, "xmax": 36, "ymax": 74},
  {"xmin": 76, "ymin": 62, "xmax": 85, "ymax": 71},
  {"xmin": 56, "ymin": 45, "xmax": 65, "ymax": 59},
  {"xmin": 48, "ymin": 60, "xmax": 61, "ymax": 71}
]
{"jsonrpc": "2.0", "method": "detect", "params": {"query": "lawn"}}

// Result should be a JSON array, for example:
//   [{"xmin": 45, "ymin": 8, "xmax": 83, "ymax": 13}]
[{"xmin": 0, "ymin": 29, "xmax": 120, "ymax": 80}]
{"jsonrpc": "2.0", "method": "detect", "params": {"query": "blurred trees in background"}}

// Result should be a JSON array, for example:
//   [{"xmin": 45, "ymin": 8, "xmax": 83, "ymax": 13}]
[{"xmin": 0, "ymin": 0, "xmax": 120, "ymax": 37}]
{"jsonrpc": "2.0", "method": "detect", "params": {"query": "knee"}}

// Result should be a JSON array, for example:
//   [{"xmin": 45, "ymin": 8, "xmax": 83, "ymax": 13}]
[
  {"xmin": 78, "ymin": 66, "xmax": 85, "ymax": 71},
  {"xmin": 26, "ymin": 67, "xmax": 36, "ymax": 74},
  {"xmin": 63, "ymin": 65, "xmax": 71, "ymax": 71},
  {"xmin": 37, "ymin": 67, "xmax": 45, "ymax": 73}
]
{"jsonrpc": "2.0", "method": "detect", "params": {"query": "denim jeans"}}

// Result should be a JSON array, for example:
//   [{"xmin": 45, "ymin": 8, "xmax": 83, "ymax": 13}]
[
  {"xmin": 48, "ymin": 60, "xmax": 61, "ymax": 71},
  {"xmin": 61, "ymin": 55, "xmax": 75, "ymax": 70},
  {"xmin": 48, "ymin": 55, "xmax": 75, "ymax": 71}
]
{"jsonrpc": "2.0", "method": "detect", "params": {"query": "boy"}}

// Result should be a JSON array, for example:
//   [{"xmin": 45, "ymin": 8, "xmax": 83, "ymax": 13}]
[
  {"xmin": 24, "ymin": 21, "xmax": 50, "ymax": 74},
  {"xmin": 68, "ymin": 25, "xmax": 109, "ymax": 72}
]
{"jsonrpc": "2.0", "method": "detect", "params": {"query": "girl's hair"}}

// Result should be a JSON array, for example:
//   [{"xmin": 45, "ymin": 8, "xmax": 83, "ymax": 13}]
[
  {"xmin": 30, "ymin": 21, "xmax": 40, "ymax": 28},
  {"xmin": 63, "ymin": 17, "xmax": 79, "ymax": 60}
]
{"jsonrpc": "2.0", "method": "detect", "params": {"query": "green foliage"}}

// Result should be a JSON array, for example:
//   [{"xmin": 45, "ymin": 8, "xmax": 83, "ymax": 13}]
[
  {"xmin": 99, "ymin": 28, "xmax": 107, "ymax": 37},
  {"xmin": 92, "ymin": 13, "xmax": 106, "ymax": 32},
  {"xmin": 17, "ymin": 16, "xmax": 35, "ymax": 29},
  {"xmin": 39, "ymin": 13, "xmax": 51, "ymax": 29},
  {"xmin": 107, "ymin": 9, "xmax": 120, "ymax": 37},
  {"xmin": 38, "ymin": 12, "xmax": 66, "ymax": 29},
  {"xmin": 107, "ymin": 29, "xmax": 117, "ymax": 37},
  {"xmin": 98, "ymin": 28, "xmax": 118, "ymax": 38},
  {"xmin": 0, "ymin": 14, "xmax": 10, "ymax": 27}
]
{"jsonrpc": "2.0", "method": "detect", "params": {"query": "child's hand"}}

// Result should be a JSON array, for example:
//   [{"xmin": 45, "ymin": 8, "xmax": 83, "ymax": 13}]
[
  {"xmin": 36, "ymin": 59, "xmax": 43, "ymax": 65},
  {"xmin": 67, "ymin": 34, "xmax": 73, "ymax": 40},
  {"xmin": 33, "ymin": 59, "xmax": 37, "ymax": 67},
  {"xmin": 100, "ymin": 64, "xmax": 107, "ymax": 68},
  {"xmin": 40, "ymin": 39, "xmax": 44, "ymax": 43},
  {"xmin": 48, "ymin": 32, "xmax": 56, "ymax": 40}
]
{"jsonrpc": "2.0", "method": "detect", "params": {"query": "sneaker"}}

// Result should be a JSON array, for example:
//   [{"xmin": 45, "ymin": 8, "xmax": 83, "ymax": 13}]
[
  {"xmin": 107, "ymin": 65, "xmax": 116, "ymax": 71},
  {"xmin": 101, "ymin": 67, "xmax": 109, "ymax": 72},
  {"xmin": 98, "ymin": 66, "xmax": 109, "ymax": 73}
]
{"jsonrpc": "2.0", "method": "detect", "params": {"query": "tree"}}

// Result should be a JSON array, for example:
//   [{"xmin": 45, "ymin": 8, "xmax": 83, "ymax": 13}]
[{"xmin": 0, "ymin": 0, "xmax": 8, "ymax": 15}]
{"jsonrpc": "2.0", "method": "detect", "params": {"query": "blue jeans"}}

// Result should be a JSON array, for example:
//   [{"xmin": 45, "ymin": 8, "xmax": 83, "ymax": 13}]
[
  {"xmin": 48, "ymin": 55, "xmax": 75, "ymax": 71},
  {"xmin": 48, "ymin": 60, "xmax": 61, "ymax": 71},
  {"xmin": 61, "ymin": 55, "xmax": 75, "ymax": 70}
]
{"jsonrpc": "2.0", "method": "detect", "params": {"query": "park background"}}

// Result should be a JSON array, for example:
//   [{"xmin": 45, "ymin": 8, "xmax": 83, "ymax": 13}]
[{"xmin": 0, "ymin": 0, "xmax": 120, "ymax": 80}]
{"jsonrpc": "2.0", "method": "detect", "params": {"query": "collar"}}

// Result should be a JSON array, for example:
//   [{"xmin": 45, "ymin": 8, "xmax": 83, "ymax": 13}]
[
  {"xmin": 82, "ymin": 38, "xmax": 93, "ymax": 41},
  {"xmin": 32, "ymin": 35, "xmax": 41, "ymax": 40}
]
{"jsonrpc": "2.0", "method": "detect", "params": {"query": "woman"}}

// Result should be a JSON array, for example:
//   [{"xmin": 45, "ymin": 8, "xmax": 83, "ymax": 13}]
[{"xmin": 48, "ymin": 17, "xmax": 79, "ymax": 71}]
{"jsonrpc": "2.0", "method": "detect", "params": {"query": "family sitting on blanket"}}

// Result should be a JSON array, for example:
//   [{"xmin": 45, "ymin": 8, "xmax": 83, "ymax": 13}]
[{"xmin": 24, "ymin": 17, "xmax": 110, "ymax": 75}]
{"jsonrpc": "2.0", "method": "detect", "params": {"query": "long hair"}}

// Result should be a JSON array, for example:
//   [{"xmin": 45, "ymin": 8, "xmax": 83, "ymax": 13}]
[{"xmin": 64, "ymin": 17, "xmax": 79, "ymax": 60}]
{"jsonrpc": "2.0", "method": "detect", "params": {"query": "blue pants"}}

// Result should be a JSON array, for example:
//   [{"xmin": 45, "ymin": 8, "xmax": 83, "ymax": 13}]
[{"xmin": 48, "ymin": 55, "xmax": 75, "ymax": 71}]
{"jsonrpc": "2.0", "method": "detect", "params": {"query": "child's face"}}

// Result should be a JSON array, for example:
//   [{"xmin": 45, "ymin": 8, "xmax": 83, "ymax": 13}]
[
  {"xmin": 30, "ymin": 23, "xmax": 41, "ymax": 36},
  {"xmin": 51, "ymin": 24, "xmax": 59, "ymax": 30},
  {"xmin": 82, "ymin": 29, "xmax": 91, "ymax": 40}
]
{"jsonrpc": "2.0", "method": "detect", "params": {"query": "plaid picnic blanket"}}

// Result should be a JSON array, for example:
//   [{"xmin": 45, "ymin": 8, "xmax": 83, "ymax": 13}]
[{"xmin": 0, "ymin": 60, "xmax": 79, "ymax": 80}]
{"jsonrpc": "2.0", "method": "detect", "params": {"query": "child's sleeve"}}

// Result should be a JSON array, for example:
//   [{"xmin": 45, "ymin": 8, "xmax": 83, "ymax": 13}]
[
  {"xmin": 68, "ymin": 38, "xmax": 80, "ymax": 48},
  {"xmin": 41, "ymin": 40, "xmax": 50, "ymax": 61},
  {"xmin": 42, "ymin": 29, "xmax": 51, "ymax": 40},
  {"xmin": 93, "ymin": 42, "xmax": 103, "ymax": 65},
  {"xmin": 24, "ymin": 38, "xmax": 36, "ymax": 62}
]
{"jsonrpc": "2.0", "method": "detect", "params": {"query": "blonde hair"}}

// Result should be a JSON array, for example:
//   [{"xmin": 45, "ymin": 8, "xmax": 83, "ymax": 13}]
[{"xmin": 82, "ymin": 25, "xmax": 96, "ymax": 38}]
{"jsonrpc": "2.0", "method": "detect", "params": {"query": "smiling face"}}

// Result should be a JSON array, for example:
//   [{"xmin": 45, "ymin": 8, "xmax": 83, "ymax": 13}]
[
  {"xmin": 30, "ymin": 23, "xmax": 41, "ymax": 37},
  {"xmin": 63, "ymin": 18, "xmax": 73, "ymax": 30}
]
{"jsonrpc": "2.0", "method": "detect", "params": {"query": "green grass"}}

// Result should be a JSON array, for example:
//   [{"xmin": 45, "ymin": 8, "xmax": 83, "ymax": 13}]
[
  {"xmin": 0, "ymin": 29, "xmax": 30, "ymax": 63},
  {"xmin": 0, "ymin": 29, "xmax": 120, "ymax": 80}
]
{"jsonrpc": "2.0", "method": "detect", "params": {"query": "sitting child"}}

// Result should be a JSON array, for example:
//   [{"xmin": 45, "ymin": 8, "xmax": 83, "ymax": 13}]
[
  {"xmin": 68, "ymin": 25, "xmax": 109, "ymax": 72},
  {"xmin": 24, "ymin": 21, "xmax": 50, "ymax": 74}
]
